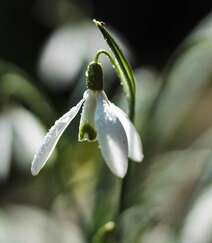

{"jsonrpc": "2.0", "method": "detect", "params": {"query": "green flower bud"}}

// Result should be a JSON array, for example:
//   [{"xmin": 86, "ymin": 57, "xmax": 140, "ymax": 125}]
[{"xmin": 86, "ymin": 61, "xmax": 103, "ymax": 90}]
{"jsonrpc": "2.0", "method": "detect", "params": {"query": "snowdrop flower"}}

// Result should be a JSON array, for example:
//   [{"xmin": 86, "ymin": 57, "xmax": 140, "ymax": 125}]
[{"xmin": 31, "ymin": 62, "xmax": 143, "ymax": 178}]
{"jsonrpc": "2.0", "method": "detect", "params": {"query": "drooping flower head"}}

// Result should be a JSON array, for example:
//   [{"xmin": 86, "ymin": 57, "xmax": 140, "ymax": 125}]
[{"xmin": 31, "ymin": 61, "xmax": 143, "ymax": 178}]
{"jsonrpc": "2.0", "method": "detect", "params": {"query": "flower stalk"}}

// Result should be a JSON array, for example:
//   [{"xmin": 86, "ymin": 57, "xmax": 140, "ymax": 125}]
[
  {"xmin": 93, "ymin": 19, "xmax": 136, "ymax": 120},
  {"xmin": 93, "ymin": 19, "xmax": 140, "ymax": 214}
]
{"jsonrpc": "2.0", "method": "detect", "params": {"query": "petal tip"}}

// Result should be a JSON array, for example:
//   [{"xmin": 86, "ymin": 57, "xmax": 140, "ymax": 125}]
[
  {"xmin": 117, "ymin": 171, "xmax": 127, "ymax": 178},
  {"xmin": 31, "ymin": 157, "xmax": 41, "ymax": 176},
  {"xmin": 132, "ymin": 153, "xmax": 144, "ymax": 163},
  {"xmin": 112, "ymin": 163, "xmax": 128, "ymax": 178},
  {"xmin": 31, "ymin": 164, "xmax": 39, "ymax": 176}
]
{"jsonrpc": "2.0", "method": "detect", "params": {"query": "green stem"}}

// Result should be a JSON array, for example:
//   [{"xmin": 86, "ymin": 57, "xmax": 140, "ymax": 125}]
[
  {"xmin": 93, "ymin": 20, "xmax": 136, "ymax": 119},
  {"xmin": 94, "ymin": 49, "xmax": 135, "ymax": 215},
  {"xmin": 118, "ymin": 127, "xmax": 134, "ymax": 216},
  {"xmin": 94, "ymin": 50, "xmax": 121, "ymax": 79},
  {"xmin": 94, "ymin": 49, "xmax": 135, "ymax": 120},
  {"xmin": 93, "ymin": 21, "xmax": 138, "ymax": 241}
]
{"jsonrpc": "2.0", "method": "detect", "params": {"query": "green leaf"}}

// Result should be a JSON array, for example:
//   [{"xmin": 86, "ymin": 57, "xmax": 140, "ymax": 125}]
[{"xmin": 93, "ymin": 19, "xmax": 136, "ymax": 119}]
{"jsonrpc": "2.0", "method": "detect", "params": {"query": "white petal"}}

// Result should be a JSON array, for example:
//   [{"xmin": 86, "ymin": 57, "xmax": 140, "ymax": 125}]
[
  {"xmin": 31, "ymin": 98, "xmax": 85, "ymax": 176},
  {"xmin": 110, "ymin": 103, "xmax": 143, "ymax": 162},
  {"xmin": 0, "ymin": 114, "xmax": 12, "ymax": 180},
  {"xmin": 78, "ymin": 90, "xmax": 97, "ymax": 142},
  {"xmin": 95, "ymin": 92, "xmax": 128, "ymax": 178},
  {"xmin": 9, "ymin": 107, "xmax": 45, "ymax": 170}
]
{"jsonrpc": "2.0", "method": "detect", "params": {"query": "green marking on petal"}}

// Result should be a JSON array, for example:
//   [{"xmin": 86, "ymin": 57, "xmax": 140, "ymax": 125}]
[{"xmin": 79, "ymin": 123, "xmax": 97, "ymax": 142}]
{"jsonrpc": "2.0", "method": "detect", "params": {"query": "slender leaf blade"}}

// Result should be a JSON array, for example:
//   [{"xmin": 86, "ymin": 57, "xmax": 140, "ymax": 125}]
[{"xmin": 93, "ymin": 19, "xmax": 136, "ymax": 119}]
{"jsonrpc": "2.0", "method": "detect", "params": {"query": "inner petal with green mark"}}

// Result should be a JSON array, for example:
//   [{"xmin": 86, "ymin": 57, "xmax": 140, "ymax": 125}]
[
  {"xmin": 78, "ymin": 90, "xmax": 97, "ymax": 142},
  {"xmin": 79, "ymin": 123, "xmax": 97, "ymax": 141}
]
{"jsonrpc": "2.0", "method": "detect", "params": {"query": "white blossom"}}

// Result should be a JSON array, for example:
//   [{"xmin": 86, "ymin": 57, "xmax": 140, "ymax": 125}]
[{"xmin": 31, "ymin": 89, "xmax": 143, "ymax": 178}]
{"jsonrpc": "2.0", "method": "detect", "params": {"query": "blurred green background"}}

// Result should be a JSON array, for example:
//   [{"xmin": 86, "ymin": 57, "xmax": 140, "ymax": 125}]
[{"xmin": 1, "ymin": 0, "xmax": 212, "ymax": 242}]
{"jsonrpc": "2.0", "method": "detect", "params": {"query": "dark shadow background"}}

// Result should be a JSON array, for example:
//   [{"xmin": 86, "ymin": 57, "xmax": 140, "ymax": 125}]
[
  {"xmin": 94, "ymin": 1, "xmax": 212, "ymax": 67},
  {"xmin": 0, "ymin": 0, "xmax": 211, "ymax": 75}
]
